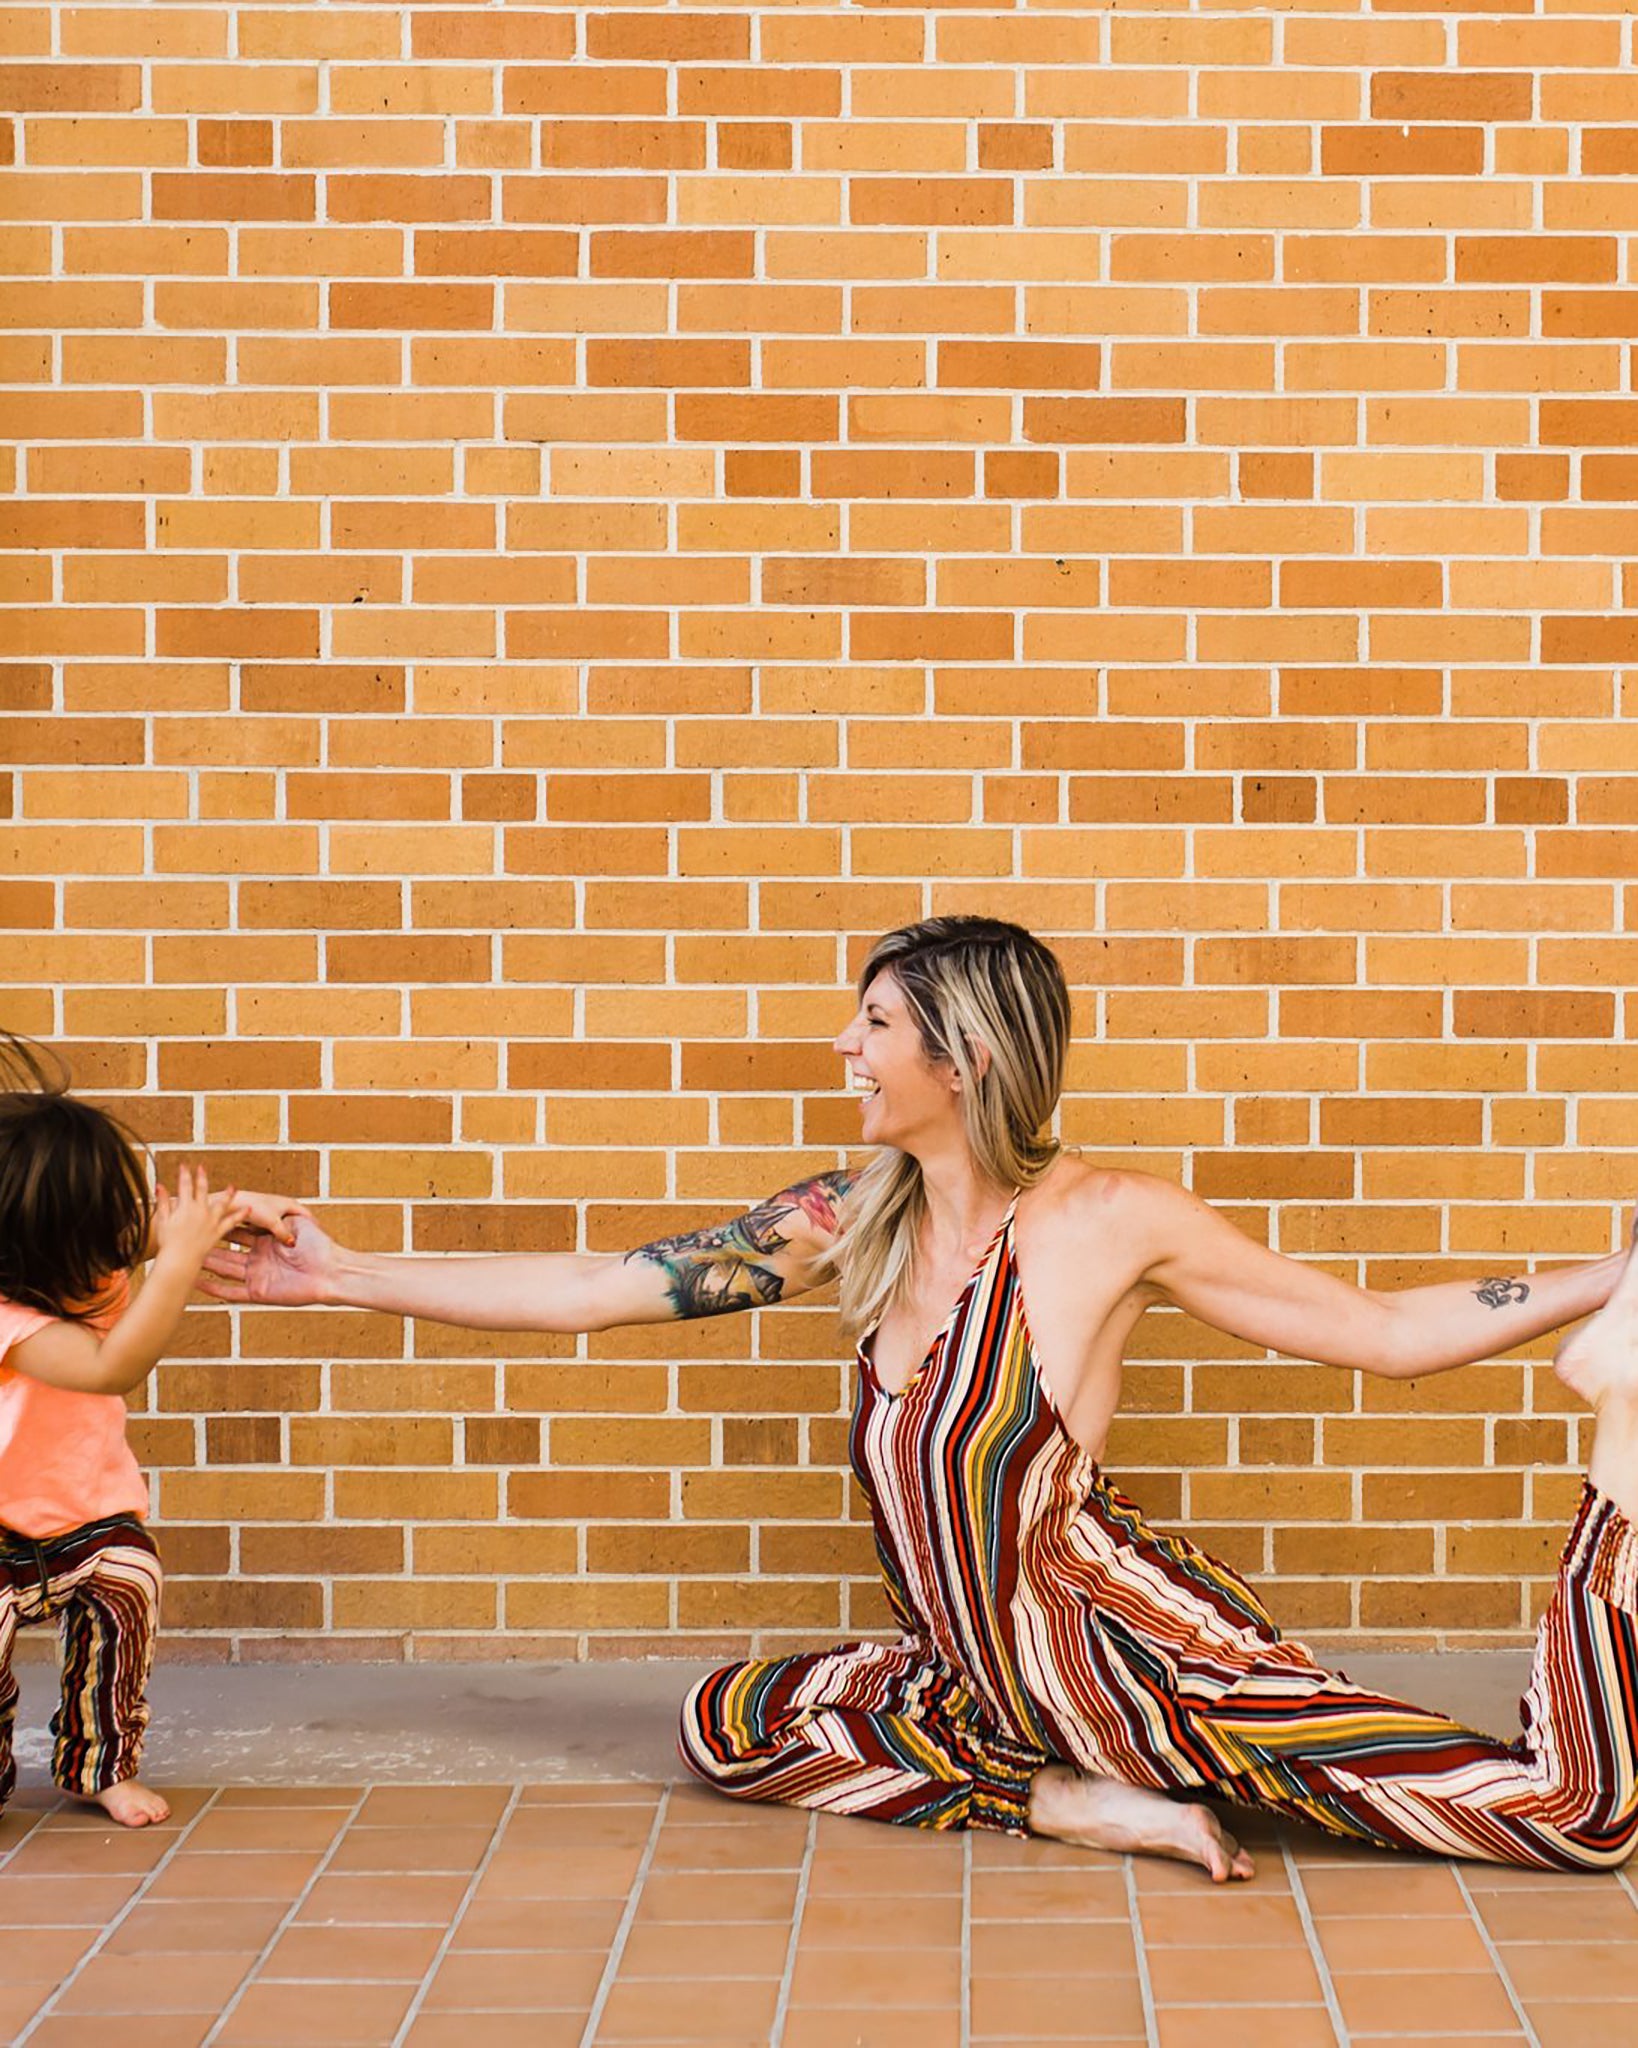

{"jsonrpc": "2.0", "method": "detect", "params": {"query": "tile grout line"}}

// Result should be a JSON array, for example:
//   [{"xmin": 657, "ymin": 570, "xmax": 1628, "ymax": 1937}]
[
  {"xmin": 196, "ymin": 1786, "xmax": 374, "ymax": 2048},
  {"xmin": 1280, "ymin": 1843, "xmax": 1351, "ymax": 2048},
  {"xmin": 1121, "ymin": 1855, "xmax": 1161, "ymax": 2048},
  {"xmin": 1451, "ymin": 1864, "xmax": 1544, "ymax": 2048},
  {"xmin": 766, "ymin": 1807, "xmax": 816, "ymax": 2048},
  {"xmin": 577, "ymin": 1783, "xmax": 671, "ymax": 2048},
  {"xmin": 14, "ymin": 1786, "xmax": 227, "ymax": 2045},
  {"xmin": 959, "ymin": 1830, "xmax": 971, "ymax": 2048},
  {"xmin": 388, "ymin": 1781, "xmax": 525, "ymax": 2048}
]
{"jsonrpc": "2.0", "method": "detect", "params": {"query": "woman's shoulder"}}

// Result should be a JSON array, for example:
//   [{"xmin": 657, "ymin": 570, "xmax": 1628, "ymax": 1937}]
[{"xmin": 1026, "ymin": 1157, "xmax": 1185, "ymax": 1237}]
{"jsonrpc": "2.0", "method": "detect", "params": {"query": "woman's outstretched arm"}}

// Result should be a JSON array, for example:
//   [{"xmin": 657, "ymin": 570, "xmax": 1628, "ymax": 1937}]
[
  {"xmin": 1128, "ymin": 1175, "xmax": 1625, "ymax": 1380},
  {"xmin": 198, "ymin": 1169, "xmax": 855, "ymax": 1334}
]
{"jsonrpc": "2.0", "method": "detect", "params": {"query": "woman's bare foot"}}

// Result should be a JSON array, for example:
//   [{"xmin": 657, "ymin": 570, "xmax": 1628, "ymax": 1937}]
[
  {"xmin": 77, "ymin": 1779, "xmax": 170, "ymax": 1828},
  {"xmin": 1555, "ymin": 1226, "xmax": 1638, "ymax": 1522},
  {"xmin": 1029, "ymin": 1764, "xmax": 1254, "ymax": 1883}
]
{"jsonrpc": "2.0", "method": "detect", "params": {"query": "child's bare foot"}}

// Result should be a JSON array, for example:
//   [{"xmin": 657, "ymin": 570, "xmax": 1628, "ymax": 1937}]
[
  {"xmin": 1029, "ymin": 1764, "xmax": 1255, "ymax": 1883},
  {"xmin": 78, "ymin": 1779, "xmax": 170, "ymax": 1827}
]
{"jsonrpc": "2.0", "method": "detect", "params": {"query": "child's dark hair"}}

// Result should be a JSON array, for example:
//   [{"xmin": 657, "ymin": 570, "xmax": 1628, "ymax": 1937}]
[{"xmin": 0, "ymin": 1034, "xmax": 152, "ymax": 1320}]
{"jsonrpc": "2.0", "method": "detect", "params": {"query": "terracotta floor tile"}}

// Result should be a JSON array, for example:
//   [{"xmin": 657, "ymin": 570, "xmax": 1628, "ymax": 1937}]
[
  {"xmin": 55, "ymin": 1949, "xmax": 256, "ymax": 2015},
  {"xmin": 214, "ymin": 1980, "xmax": 416, "ymax": 2046},
  {"xmin": 143, "ymin": 1851, "xmax": 322, "ymax": 1901},
  {"xmin": 1299, "ymin": 1863, "xmax": 1466, "ymax": 1916},
  {"xmin": 1476, "ymin": 1888, "xmax": 1638, "ymax": 1943},
  {"xmin": 518, "ymin": 1781, "xmax": 663, "ymax": 1805},
  {"xmin": 181, "ymin": 1808, "xmax": 344, "ymax": 1854},
  {"xmin": 650, "ymin": 1823, "xmax": 804, "ymax": 1873},
  {"xmin": 0, "ymin": 1924, "xmax": 99, "ymax": 1982},
  {"xmin": 1501, "ymin": 1940, "xmax": 1638, "ymax": 2001},
  {"xmin": 969, "ymin": 1920, "xmax": 1139, "ymax": 1978},
  {"xmin": 1155, "ymin": 2009, "xmax": 1338, "ymax": 2048},
  {"xmin": 3, "ymin": 1828, "xmax": 174, "ymax": 1877},
  {"xmin": 594, "ymin": 1977, "xmax": 781, "ymax": 2042},
  {"xmin": 1527, "ymin": 2004, "xmax": 1638, "ymax": 2048},
  {"xmin": 298, "ymin": 1872, "xmax": 474, "ymax": 1924},
  {"xmin": 1347, "ymin": 2037, "xmax": 1526, "ymax": 2047},
  {"xmin": 970, "ymin": 1832, "xmax": 1121, "ymax": 1875},
  {"xmin": 403, "ymin": 2017, "xmax": 586, "ymax": 2048},
  {"xmin": 501, "ymin": 1807, "xmax": 657, "ymax": 1852},
  {"xmin": 798, "ymin": 1893, "xmax": 961, "ymax": 1948},
  {"xmin": 1331, "ymin": 1966, "xmax": 1523, "ymax": 2035},
  {"xmin": 422, "ymin": 1946, "xmax": 607, "ymax": 2010},
  {"xmin": 261, "ymin": 1920, "xmax": 447, "ymax": 1980},
  {"xmin": 968, "ymin": 1869, "xmax": 1129, "ymax": 1921},
  {"xmin": 1464, "ymin": 1865, "xmax": 1600, "ymax": 1892},
  {"xmin": 970, "ymin": 1972, "xmax": 1146, "ymax": 2040},
  {"xmin": 1146, "ymin": 1945, "xmax": 1323, "ymax": 2007},
  {"xmin": 788, "ymin": 1945, "xmax": 961, "ymax": 2010},
  {"xmin": 474, "ymin": 1847, "xmax": 644, "ymax": 1900},
  {"xmin": 213, "ymin": 1786, "xmax": 356, "ymax": 1809},
  {"xmin": 0, "ymin": 1873, "xmax": 143, "ymax": 1923},
  {"xmin": 781, "ymin": 2012, "xmax": 962, "ymax": 2048},
  {"xmin": 632, "ymin": 1869, "xmax": 799, "ymax": 1921},
  {"xmin": 27, "ymin": 2017, "xmax": 215, "ymax": 2048},
  {"xmin": 105, "ymin": 1901, "xmax": 291, "ymax": 1954},
  {"xmin": 0, "ymin": 1987, "xmax": 50, "ymax": 2037},
  {"xmin": 1136, "ymin": 1890, "xmax": 1307, "ymax": 1946},
  {"xmin": 1314, "ymin": 1911, "xmax": 1495, "ymax": 1973},
  {"xmin": 453, "ymin": 1896, "xmax": 626, "ymax": 1950},
  {"xmin": 1131, "ymin": 1851, "xmax": 1291, "ymax": 1897},
  {"xmin": 0, "ymin": 1806, "xmax": 50, "ymax": 1851},
  {"xmin": 354, "ymin": 1785, "xmax": 512, "ymax": 1829},
  {"xmin": 618, "ymin": 1918, "xmax": 791, "ymax": 1978},
  {"xmin": 325, "ymin": 1824, "xmax": 495, "ymax": 1875}
]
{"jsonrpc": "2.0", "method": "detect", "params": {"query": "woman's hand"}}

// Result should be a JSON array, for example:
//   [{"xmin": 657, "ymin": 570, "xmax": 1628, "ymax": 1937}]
[
  {"xmin": 153, "ymin": 1165, "xmax": 252, "ymax": 1279},
  {"xmin": 198, "ymin": 1211, "xmax": 340, "ymax": 1307}
]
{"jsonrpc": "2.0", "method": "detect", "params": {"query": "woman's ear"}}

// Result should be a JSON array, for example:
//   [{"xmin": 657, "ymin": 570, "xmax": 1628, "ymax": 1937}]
[{"xmin": 964, "ymin": 1037, "xmax": 992, "ymax": 1083}]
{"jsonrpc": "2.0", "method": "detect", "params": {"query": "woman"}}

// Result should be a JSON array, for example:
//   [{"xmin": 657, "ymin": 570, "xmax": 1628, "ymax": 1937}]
[{"xmin": 205, "ymin": 917, "xmax": 1638, "ymax": 1881}]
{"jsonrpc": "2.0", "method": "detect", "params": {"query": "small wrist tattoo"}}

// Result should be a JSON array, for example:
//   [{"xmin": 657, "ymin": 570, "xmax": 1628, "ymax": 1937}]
[{"xmin": 1473, "ymin": 1277, "xmax": 1531, "ymax": 1310}]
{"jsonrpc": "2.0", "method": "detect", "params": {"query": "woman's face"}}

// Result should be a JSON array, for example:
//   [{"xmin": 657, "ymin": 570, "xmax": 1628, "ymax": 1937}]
[{"xmin": 833, "ymin": 969, "xmax": 961, "ymax": 1151}]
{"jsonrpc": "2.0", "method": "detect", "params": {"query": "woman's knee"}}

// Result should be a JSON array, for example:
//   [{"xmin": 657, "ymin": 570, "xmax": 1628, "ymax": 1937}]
[
  {"xmin": 677, "ymin": 1661, "xmax": 754, "ymax": 1782},
  {"xmin": 1549, "ymin": 1803, "xmax": 1638, "ymax": 1871}
]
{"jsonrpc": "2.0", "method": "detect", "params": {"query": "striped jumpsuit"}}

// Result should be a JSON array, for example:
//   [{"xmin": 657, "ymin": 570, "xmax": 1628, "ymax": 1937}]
[{"xmin": 681, "ymin": 1199, "xmax": 1638, "ymax": 1869}]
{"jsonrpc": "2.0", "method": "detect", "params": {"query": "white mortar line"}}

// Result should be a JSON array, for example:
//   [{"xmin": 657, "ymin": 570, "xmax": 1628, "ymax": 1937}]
[
  {"xmin": 767, "ymin": 1806, "xmax": 817, "ymax": 2048},
  {"xmin": 196, "ymin": 1787, "xmax": 373, "ymax": 2048},
  {"xmin": 1121, "ymin": 1854, "xmax": 1161, "ymax": 2048},
  {"xmin": 1280, "ymin": 1841, "xmax": 1350, "ymax": 2046},
  {"xmin": 1452, "ymin": 1863, "xmax": 1543, "ymax": 2048},
  {"xmin": 16, "ymin": 1786, "xmax": 227, "ymax": 2044},
  {"xmin": 389, "ymin": 1781, "xmax": 523, "ymax": 2046},
  {"xmin": 577, "ymin": 1783, "xmax": 672, "ymax": 2048}
]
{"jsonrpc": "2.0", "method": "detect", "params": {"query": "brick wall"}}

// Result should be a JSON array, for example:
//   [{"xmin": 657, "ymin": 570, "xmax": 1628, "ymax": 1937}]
[{"xmin": 5, "ymin": 2, "xmax": 1634, "ymax": 1661}]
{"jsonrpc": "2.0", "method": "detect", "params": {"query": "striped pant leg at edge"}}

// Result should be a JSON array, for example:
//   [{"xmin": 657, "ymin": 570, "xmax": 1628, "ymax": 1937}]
[
  {"xmin": 680, "ymin": 1646, "xmax": 1041, "ymax": 1834},
  {"xmin": 1187, "ymin": 1485, "xmax": 1638, "ymax": 1871},
  {"xmin": 0, "ymin": 1581, "xmax": 21, "ymax": 1808},
  {"xmin": 50, "ymin": 1528, "xmax": 163, "ymax": 1796}
]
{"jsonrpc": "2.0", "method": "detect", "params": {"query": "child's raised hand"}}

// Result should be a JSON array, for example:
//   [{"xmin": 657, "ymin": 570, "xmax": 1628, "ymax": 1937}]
[{"xmin": 154, "ymin": 1163, "xmax": 253, "ymax": 1277}]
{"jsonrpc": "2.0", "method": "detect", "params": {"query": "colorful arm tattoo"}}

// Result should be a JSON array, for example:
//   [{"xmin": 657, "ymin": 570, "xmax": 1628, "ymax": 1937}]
[{"xmin": 625, "ymin": 1168, "xmax": 858, "ymax": 1321}]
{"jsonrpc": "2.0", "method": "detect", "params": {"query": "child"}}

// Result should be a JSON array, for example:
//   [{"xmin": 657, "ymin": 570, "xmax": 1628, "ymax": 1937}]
[{"xmin": 0, "ymin": 1039, "xmax": 280, "ymax": 1828}]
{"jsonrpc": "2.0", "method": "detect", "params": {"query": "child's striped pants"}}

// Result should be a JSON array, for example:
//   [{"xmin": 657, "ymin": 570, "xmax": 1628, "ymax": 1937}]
[
  {"xmin": 682, "ymin": 1483, "xmax": 1638, "ymax": 1871},
  {"xmin": 0, "ymin": 1514, "xmax": 162, "ymax": 1805}
]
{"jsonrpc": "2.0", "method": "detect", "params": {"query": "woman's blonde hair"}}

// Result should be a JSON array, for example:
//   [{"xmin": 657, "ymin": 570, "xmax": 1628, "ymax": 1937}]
[{"xmin": 825, "ymin": 917, "xmax": 1070, "ymax": 1339}]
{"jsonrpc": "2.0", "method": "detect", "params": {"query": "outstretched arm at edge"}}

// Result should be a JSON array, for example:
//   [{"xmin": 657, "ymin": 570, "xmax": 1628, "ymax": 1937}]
[
  {"xmin": 1131, "ymin": 1174, "xmax": 1625, "ymax": 1380},
  {"xmin": 200, "ymin": 1168, "xmax": 857, "ymax": 1335}
]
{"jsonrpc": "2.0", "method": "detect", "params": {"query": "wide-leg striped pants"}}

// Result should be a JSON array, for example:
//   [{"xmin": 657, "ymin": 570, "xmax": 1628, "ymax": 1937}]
[
  {"xmin": 681, "ymin": 1483, "xmax": 1638, "ymax": 1871},
  {"xmin": 0, "ymin": 1515, "xmax": 163, "ymax": 1806}
]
